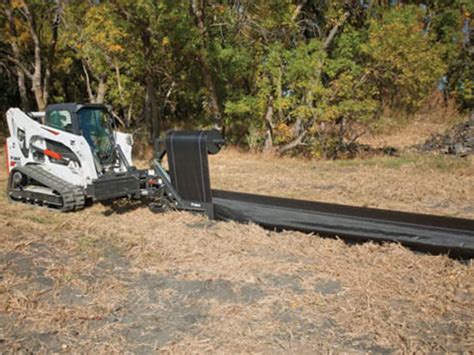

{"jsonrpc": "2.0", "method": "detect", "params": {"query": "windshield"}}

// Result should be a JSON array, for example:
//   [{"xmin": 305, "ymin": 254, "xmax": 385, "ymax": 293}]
[{"xmin": 77, "ymin": 108, "xmax": 114, "ymax": 158}]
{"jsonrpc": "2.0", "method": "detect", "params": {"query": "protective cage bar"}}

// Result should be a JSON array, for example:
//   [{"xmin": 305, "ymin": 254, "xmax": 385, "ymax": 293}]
[{"xmin": 212, "ymin": 190, "xmax": 474, "ymax": 258}]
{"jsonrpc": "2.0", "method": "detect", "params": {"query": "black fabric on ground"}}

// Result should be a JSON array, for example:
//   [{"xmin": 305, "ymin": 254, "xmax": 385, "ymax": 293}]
[{"xmin": 212, "ymin": 190, "xmax": 474, "ymax": 258}]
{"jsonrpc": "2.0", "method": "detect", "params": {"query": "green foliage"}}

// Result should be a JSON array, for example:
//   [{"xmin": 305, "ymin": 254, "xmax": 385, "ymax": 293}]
[
  {"xmin": 448, "ymin": 49, "xmax": 473, "ymax": 110},
  {"xmin": 362, "ymin": 6, "xmax": 446, "ymax": 112},
  {"xmin": 0, "ymin": 1, "xmax": 471, "ymax": 156}
]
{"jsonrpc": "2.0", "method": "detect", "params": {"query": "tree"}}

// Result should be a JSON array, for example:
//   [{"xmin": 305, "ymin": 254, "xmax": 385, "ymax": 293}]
[
  {"xmin": 190, "ymin": 0, "xmax": 223, "ymax": 130},
  {"xmin": 0, "ymin": 1, "xmax": 471, "ymax": 156},
  {"xmin": 2, "ymin": 0, "xmax": 62, "ymax": 111},
  {"xmin": 362, "ymin": 5, "xmax": 446, "ymax": 112}
]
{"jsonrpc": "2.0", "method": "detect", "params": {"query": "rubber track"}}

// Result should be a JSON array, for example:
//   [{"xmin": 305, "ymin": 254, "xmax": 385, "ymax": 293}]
[{"xmin": 9, "ymin": 165, "xmax": 85, "ymax": 212}]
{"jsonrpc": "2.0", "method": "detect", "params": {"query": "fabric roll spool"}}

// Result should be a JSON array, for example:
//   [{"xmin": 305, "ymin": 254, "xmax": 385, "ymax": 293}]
[{"xmin": 165, "ymin": 130, "xmax": 223, "ymax": 204}]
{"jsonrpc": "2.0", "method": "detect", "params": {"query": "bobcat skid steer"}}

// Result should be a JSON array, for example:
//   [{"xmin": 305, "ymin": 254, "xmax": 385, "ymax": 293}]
[{"xmin": 4, "ymin": 103, "xmax": 222, "ymax": 214}]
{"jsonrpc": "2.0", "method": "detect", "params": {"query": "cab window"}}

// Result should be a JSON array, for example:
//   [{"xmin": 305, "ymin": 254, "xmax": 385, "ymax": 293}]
[
  {"xmin": 77, "ymin": 108, "xmax": 113, "ymax": 156},
  {"xmin": 45, "ymin": 110, "xmax": 73, "ymax": 133}
]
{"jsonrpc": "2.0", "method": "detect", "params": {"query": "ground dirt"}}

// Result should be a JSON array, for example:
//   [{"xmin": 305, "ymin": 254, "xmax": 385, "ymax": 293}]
[{"xmin": 1, "ymin": 145, "xmax": 473, "ymax": 353}]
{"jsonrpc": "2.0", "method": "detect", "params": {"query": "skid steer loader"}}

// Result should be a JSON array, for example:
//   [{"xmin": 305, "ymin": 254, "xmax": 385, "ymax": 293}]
[{"xmin": 4, "ymin": 103, "xmax": 223, "ymax": 215}]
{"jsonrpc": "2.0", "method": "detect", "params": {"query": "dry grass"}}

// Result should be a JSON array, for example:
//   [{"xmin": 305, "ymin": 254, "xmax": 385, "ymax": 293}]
[
  {"xmin": 0, "ymin": 146, "xmax": 473, "ymax": 353},
  {"xmin": 210, "ymin": 149, "xmax": 474, "ymax": 219},
  {"xmin": 360, "ymin": 119, "xmax": 455, "ymax": 149},
  {"xmin": 359, "ymin": 99, "xmax": 465, "ymax": 149}
]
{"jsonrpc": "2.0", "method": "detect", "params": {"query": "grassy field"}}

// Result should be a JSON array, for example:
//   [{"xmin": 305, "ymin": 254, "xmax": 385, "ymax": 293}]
[
  {"xmin": 210, "ymin": 149, "xmax": 474, "ymax": 218},
  {"xmin": 0, "ymin": 144, "xmax": 473, "ymax": 352}
]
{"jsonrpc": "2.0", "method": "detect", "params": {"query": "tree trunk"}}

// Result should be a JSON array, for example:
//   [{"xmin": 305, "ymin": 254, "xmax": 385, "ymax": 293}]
[
  {"xmin": 151, "ymin": 86, "xmax": 160, "ymax": 142},
  {"xmin": 82, "ymin": 60, "xmax": 107, "ymax": 104},
  {"xmin": 95, "ymin": 75, "xmax": 107, "ymax": 104},
  {"xmin": 323, "ymin": 11, "xmax": 350, "ymax": 50},
  {"xmin": 16, "ymin": 68, "xmax": 30, "ymax": 111},
  {"xmin": 5, "ymin": 4, "xmax": 30, "ymax": 110},
  {"xmin": 32, "ymin": 79, "xmax": 46, "ymax": 111},
  {"xmin": 190, "ymin": 0, "xmax": 223, "ymax": 130},
  {"xmin": 139, "ymin": 25, "xmax": 160, "ymax": 142},
  {"xmin": 82, "ymin": 60, "xmax": 95, "ymax": 102},
  {"xmin": 201, "ymin": 60, "xmax": 222, "ymax": 130},
  {"xmin": 115, "ymin": 63, "xmax": 125, "ymax": 103},
  {"xmin": 126, "ymin": 103, "xmax": 133, "ymax": 128},
  {"xmin": 145, "ymin": 76, "xmax": 160, "ymax": 143},
  {"xmin": 293, "ymin": 117, "xmax": 303, "ymax": 136},
  {"xmin": 5, "ymin": 0, "xmax": 61, "ymax": 111},
  {"xmin": 21, "ymin": 1, "xmax": 62, "ymax": 110},
  {"xmin": 21, "ymin": 1, "xmax": 46, "ymax": 110},
  {"xmin": 43, "ymin": 0, "xmax": 61, "ymax": 107},
  {"xmin": 263, "ymin": 98, "xmax": 274, "ymax": 152},
  {"xmin": 332, "ymin": 117, "xmax": 345, "ymax": 160}
]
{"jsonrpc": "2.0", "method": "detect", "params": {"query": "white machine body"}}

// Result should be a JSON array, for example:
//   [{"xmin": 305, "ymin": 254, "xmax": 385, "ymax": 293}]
[{"xmin": 5, "ymin": 106, "xmax": 134, "ymax": 189}]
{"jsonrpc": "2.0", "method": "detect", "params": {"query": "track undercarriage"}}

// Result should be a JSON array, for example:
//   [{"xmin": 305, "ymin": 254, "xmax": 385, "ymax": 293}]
[{"xmin": 7, "ymin": 165, "xmax": 85, "ymax": 212}]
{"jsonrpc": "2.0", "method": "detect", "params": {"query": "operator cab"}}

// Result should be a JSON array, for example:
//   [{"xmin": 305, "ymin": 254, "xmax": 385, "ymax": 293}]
[{"xmin": 44, "ymin": 103, "xmax": 116, "ymax": 165}]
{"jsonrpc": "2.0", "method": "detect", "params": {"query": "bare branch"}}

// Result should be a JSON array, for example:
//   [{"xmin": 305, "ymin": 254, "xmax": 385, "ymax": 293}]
[
  {"xmin": 44, "ymin": 0, "xmax": 62, "ymax": 103},
  {"xmin": 323, "ymin": 11, "xmax": 349, "ymax": 51},
  {"xmin": 4, "ymin": 4, "xmax": 33, "ymax": 79},
  {"xmin": 111, "ymin": 110, "xmax": 126, "ymax": 127},
  {"xmin": 95, "ymin": 75, "xmax": 107, "ymax": 104},
  {"xmin": 291, "ymin": 0, "xmax": 307, "ymax": 22},
  {"xmin": 277, "ymin": 118, "xmax": 316, "ymax": 154},
  {"xmin": 4, "ymin": 54, "xmax": 33, "ymax": 79},
  {"xmin": 20, "ymin": 1, "xmax": 41, "ymax": 60},
  {"xmin": 81, "ymin": 60, "xmax": 94, "ymax": 102},
  {"xmin": 277, "ymin": 129, "xmax": 307, "ymax": 154},
  {"xmin": 115, "ymin": 63, "xmax": 125, "ymax": 103}
]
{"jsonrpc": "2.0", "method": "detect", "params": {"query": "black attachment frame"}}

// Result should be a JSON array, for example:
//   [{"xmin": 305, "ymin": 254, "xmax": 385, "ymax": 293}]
[{"xmin": 152, "ymin": 129, "xmax": 223, "ymax": 217}]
